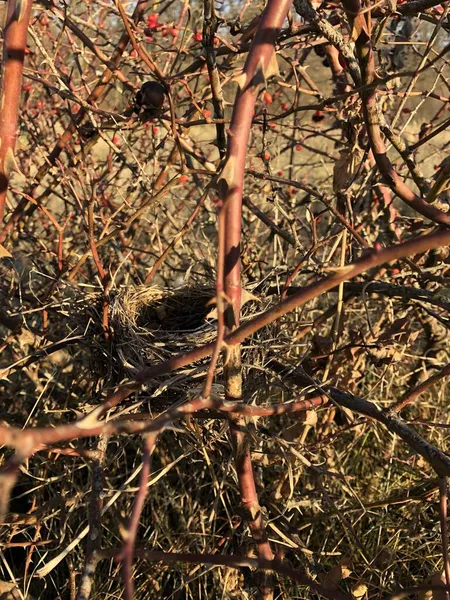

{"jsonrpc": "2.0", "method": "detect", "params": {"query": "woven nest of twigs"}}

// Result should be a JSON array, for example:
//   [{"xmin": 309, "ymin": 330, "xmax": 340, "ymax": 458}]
[
  {"xmin": 110, "ymin": 285, "xmax": 219, "ymax": 374},
  {"xmin": 106, "ymin": 285, "xmax": 277, "ymax": 384},
  {"xmin": 71, "ymin": 283, "xmax": 304, "ymax": 404}
]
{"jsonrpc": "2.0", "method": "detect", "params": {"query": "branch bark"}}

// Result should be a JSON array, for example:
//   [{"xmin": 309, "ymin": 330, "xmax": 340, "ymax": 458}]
[{"xmin": 0, "ymin": 0, "xmax": 33, "ymax": 221}]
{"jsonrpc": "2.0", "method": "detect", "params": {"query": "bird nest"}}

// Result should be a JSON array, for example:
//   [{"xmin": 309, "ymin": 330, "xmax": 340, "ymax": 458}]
[
  {"xmin": 109, "ymin": 285, "xmax": 220, "ymax": 375},
  {"xmin": 68, "ymin": 283, "xmax": 298, "ymax": 405}
]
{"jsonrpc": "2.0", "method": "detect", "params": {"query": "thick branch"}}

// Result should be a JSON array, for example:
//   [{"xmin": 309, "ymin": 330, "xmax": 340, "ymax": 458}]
[{"xmin": 0, "ymin": 0, "xmax": 33, "ymax": 221}]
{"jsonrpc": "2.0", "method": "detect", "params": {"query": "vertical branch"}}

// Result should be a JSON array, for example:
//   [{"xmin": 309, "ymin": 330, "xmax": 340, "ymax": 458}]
[
  {"xmin": 439, "ymin": 478, "xmax": 450, "ymax": 598},
  {"xmin": 229, "ymin": 419, "xmax": 275, "ymax": 558},
  {"xmin": 0, "ymin": 0, "xmax": 33, "ymax": 222},
  {"xmin": 216, "ymin": 2, "xmax": 293, "ymax": 596},
  {"xmin": 119, "ymin": 397, "xmax": 218, "ymax": 599},
  {"xmin": 76, "ymin": 552, "xmax": 100, "ymax": 600},
  {"xmin": 203, "ymin": 0, "xmax": 227, "ymax": 159},
  {"xmin": 219, "ymin": 0, "xmax": 293, "ymax": 328},
  {"xmin": 77, "ymin": 437, "xmax": 108, "ymax": 600},
  {"xmin": 221, "ymin": 0, "xmax": 293, "ymax": 390},
  {"xmin": 202, "ymin": 197, "xmax": 226, "ymax": 399},
  {"xmin": 0, "ymin": 453, "xmax": 23, "ymax": 522},
  {"xmin": 121, "ymin": 435, "xmax": 153, "ymax": 600}
]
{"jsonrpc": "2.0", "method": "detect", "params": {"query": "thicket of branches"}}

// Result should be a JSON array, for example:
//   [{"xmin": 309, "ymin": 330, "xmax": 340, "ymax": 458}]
[{"xmin": 0, "ymin": 0, "xmax": 450, "ymax": 598}]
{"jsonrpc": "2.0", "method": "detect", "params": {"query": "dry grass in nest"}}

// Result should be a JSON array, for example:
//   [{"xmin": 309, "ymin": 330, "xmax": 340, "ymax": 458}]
[
  {"xmin": 99, "ymin": 283, "xmax": 299, "ymax": 407},
  {"xmin": 105, "ymin": 284, "xmax": 280, "ymax": 386},
  {"xmin": 60, "ymin": 280, "xmax": 303, "ymax": 406},
  {"xmin": 110, "ymin": 285, "xmax": 218, "ymax": 373}
]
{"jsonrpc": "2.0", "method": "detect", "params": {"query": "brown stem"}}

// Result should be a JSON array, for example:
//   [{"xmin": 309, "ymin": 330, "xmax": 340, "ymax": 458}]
[
  {"xmin": 440, "ymin": 478, "xmax": 450, "ymax": 598},
  {"xmin": 0, "ymin": 394, "xmax": 328, "ymax": 452},
  {"xmin": 121, "ymin": 436, "xmax": 152, "ymax": 600},
  {"xmin": 218, "ymin": 5, "xmax": 294, "ymax": 594},
  {"xmin": 203, "ymin": 0, "xmax": 227, "ymax": 159},
  {"xmin": 76, "ymin": 551, "xmax": 101, "ymax": 600},
  {"xmin": 386, "ymin": 362, "xmax": 450, "ymax": 415},
  {"xmin": 77, "ymin": 437, "xmax": 108, "ymax": 600},
  {"xmin": 220, "ymin": 0, "xmax": 293, "ymax": 322},
  {"xmin": 0, "ymin": 453, "xmax": 22, "ymax": 522},
  {"xmin": 0, "ymin": 0, "xmax": 33, "ymax": 222},
  {"xmin": 328, "ymin": 387, "xmax": 450, "ymax": 477},
  {"xmin": 229, "ymin": 418, "xmax": 275, "ymax": 563},
  {"xmin": 203, "ymin": 197, "xmax": 226, "ymax": 399}
]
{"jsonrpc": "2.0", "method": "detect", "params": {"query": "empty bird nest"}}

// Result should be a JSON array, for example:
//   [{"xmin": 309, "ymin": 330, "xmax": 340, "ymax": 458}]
[
  {"xmin": 77, "ymin": 284, "xmax": 292, "ymax": 402},
  {"xmin": 110, "ymin": 285, "xmax": 222, "ymax": 374}
]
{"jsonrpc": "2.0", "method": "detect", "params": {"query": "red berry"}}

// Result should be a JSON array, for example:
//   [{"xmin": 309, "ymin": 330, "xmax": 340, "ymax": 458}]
[
  {"xmin": 296, "ymin": 144, "xmax": 303, "ymax": 151},
  {"xmin": 203, "ymin": 109, "xmax": 212, "ymax": 118},
  {"xmin": 263, "ymin": 91, "xmax": 273, "ymax": 104},
  {"xmin": 277, "ymin": 170, "xmax": 283, "ymax": 176},
  {"xmin": 194, "ymin": 31, "xmax": 202, "ymax": 42},
  {"xmin": 147, "ymin": 13, "xmax": 158, "ymax": 29},
  {"xmin": 281, "ymin": 103, "xmax": 289, "ymax": 111},
  {"xmin": 112, "ymin": 135, "xmax": 120, "ymax": 144},
  {"xmin": 152, "ymin": 126, "xmax": 159, "ymax": 135},
  {"xmin": 391, "ymin": 268, "xmax": 400, "ymax": 275},
  {"xmin": 169, "ymin": 27, "xmax": 178, "ymax": 37},
  {"xmin": 179, "ymin": 174, "xmax": 189, "ymax": 183},
  {"xmin": 22, "ymin": 83, "xmax": 31, "ymax": 92},
  {"xmin": 402, "ymin": 108, "xmax": 411, "ymax": 114},
  {"xmin": 131, "ymin": 49, "xmax": 138, "ymax": 58},
  {"xmin": 263, "ymin": 151, "xmax": 271, "ymax": 161},
  {"xmin": 161, "ymin": 29, "xmax": 168, "ymax": 37}
]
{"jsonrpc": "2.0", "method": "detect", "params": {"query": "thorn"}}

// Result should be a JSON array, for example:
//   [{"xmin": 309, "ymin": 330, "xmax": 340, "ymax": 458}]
[
  {"xmin": 232, "ymin": 70, "xmax": 247, "ymax": 90},
  {"xmin": 3, "ymin": 147, "xmax": 22, "ymax": 178}
]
